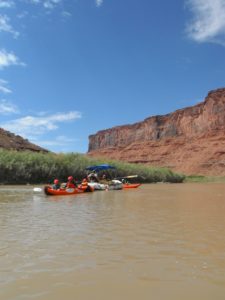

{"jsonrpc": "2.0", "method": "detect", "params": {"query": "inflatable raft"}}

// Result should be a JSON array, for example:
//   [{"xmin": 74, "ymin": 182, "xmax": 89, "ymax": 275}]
[
  {"xmin": 44, "ymin": 185, "xmax": 93, "ymax": 196},
  {"xmin": 123, "ymin": 183, "xmax": 141, "ymax": 189}
]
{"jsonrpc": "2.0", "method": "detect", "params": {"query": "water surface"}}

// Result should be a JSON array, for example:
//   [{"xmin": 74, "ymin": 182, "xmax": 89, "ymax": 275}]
[{"xmin": 0, "ymin": 183, "xmax": 225, "ymax": 299}]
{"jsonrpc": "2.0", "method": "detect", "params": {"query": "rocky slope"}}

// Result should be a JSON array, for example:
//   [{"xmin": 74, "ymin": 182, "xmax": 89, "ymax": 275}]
[
  {"xmin": 0, "ymin": 128, "xmax": 48, "ymax": 152},
  {"xmin": 88, "ymin": 88, "xmax": 225, "ymax": 176}
]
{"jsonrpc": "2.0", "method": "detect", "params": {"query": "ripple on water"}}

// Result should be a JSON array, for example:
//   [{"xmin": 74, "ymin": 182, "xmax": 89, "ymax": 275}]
[{"xmin": 1, "ymin": 184, "xmax": 225, "ymax": 299}]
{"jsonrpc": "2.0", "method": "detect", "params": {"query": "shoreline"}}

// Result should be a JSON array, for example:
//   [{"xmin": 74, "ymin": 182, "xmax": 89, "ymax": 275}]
[{"xmin": 185, "ymin": 175, "xmax": 225, "ymax": 183}]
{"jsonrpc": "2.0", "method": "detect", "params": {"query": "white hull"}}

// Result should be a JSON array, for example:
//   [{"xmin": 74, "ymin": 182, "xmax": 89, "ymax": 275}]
[
  {"xmin": 88, "ymin": 180, "xmax": 123, "ymax": 191},
  {"xmin": 88, "ymin": 183, "xmax": 107, "ymax": 190}
]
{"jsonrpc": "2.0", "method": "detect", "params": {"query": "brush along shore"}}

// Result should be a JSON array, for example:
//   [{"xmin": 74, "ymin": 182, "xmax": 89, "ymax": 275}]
[{"xmin": 0, "ymin": 149, "xmax": 185, "ymax": 184}]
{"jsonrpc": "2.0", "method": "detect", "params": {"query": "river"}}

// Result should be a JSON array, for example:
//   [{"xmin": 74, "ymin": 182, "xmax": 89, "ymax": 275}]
[{"xmin": 0, "ymin": 183, "xmax": 225, "ymax": 300}]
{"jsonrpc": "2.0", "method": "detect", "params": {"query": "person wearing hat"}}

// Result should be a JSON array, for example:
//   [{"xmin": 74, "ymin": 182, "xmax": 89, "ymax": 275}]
[
  {"xmin": 66, "ymin": 176, "xmax": 76, "ymax": 188},
  {"xmin": 52, "ymin": 179, "xmax": 60, "ymax": 190}
]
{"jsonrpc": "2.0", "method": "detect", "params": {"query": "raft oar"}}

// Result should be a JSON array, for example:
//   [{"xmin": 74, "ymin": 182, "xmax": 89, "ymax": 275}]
[
  {"xmin": 33, "ymin": 187, "xmax": 43, "ymax": 192},
  {"xmin": 115, "ymin": 175, "xmax": 139, "ymax": 180}
]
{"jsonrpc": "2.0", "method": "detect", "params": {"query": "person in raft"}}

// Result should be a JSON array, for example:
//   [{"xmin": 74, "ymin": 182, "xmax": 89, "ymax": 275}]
[
  {"xmin": 87, "ymin": 172, "xmax": 99, "ymax": 182},
  {"xmin": 80, "ymin": 177, "xmax": 93, "ymax": 192},
  {"xmin": 66, "ymin": 176, "xmax": 76, "ymax": 188},
  {"xmin": 52, "ymin": 179, "xmax": 60, "ymax": 190},
  {"xmin": 81, "ymin": 178, "xmax": 88, "ymax": 187}
]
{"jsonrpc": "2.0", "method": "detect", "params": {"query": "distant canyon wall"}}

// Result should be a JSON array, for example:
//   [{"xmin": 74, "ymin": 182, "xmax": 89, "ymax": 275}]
[
  {"xmin": 88, "ymin": 88, "xmax": 225, "ymax": 176},
  {"xmin": 0, "ymin": 128, "xmax": 48, "ymax": 152}
]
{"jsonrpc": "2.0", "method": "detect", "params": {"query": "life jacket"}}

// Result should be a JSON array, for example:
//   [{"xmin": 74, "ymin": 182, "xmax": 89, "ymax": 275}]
[
  {"xmin": 81, "ymin": 179, "xmax": 88, "ymax": 187},
  {"xmin": 66, "ymin": 182, "xmax": 76, "ymax": 188}
]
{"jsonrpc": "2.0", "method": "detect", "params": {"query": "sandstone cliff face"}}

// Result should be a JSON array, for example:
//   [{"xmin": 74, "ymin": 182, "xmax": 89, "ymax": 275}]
[
  {"xmin": 0, "ymin": 128, "xmax": 48, "ymax": 152},
  {"xmin": 88, "ymin": 88, "xmax": 225, "ymax": 176}
]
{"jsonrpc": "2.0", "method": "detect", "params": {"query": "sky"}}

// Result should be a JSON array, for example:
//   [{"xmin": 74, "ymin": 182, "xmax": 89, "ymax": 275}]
[{"xmin": 0, "ymin": 0, "xmax": 225, "ymax": 153}]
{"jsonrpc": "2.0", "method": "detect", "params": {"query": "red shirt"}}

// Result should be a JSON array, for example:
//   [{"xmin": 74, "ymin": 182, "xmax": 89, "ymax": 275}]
[{"xmin": 66, "ymin": 182, "xmax": 76, "ymax": 188}]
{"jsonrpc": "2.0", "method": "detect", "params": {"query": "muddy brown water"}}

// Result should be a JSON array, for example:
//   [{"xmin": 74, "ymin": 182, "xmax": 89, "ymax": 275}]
[{"xmin": 0, "ymin": 183, "xmax": 225, "ymax": 300}]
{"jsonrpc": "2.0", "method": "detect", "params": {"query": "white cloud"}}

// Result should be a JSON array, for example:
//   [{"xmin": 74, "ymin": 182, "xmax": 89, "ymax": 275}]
[
  {"xmin": 186, "ymin": 0, "xmax": 225, "ymax": 44},
  {"xmin": 0, "ymin": 79, "xmax": 12, "ymax": 93},
  {"xmin": 43, "ymin": 0, "xmax": 62, "ymax": 9},
  {"xmin": 36, "ymin": 135, "xmax": 78, "ymax": 147},
  {"xmin": 17, "ymin": 11, "xmax": 29, "ymax": 19},
  {"xmin": 96, "ymin": 0, "xmax": 103, "ymax": 7},
  {"xmin": 0, "ymin": 99, "xmax": 18, "ymax": 114},
  {"xmin": 62, "ymin": 10, "xmax": 71, "ymax": 18},
  {"xmin": 0, "ymin": 0, "xmax": 14, "ymax": 8},
  {"xmin": 1, "ymin": 111, "xmax": 82, "ymax": 136},
  {"xmin": 0, "ymin": 49, "xmax": 25, "ymax": 69},
  {"xmin": 28, "ymin": 0, "xmax": 40, "ymax": 3},
  {"xmin": 0, "ymin": 15, "xmax": 19, "ymax": 38},
  {"xmin": 28, "ymin": 0, "xmax": 63, "ymax": 9}
]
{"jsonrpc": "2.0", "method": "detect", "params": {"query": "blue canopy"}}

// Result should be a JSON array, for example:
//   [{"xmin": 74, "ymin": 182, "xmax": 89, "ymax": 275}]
[{"xmin": 85, "ymin": 164, "xmax": 116, "ymax": 172}]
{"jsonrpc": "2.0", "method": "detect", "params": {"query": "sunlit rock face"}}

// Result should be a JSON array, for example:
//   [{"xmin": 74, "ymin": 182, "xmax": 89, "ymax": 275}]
[
  {"xmin": 0, "ymin": 128, "xmax": 49, "ymax": 152},
  {"xmin": 88, "ymin": 88, "xmax": 225, "ymax": 175}
]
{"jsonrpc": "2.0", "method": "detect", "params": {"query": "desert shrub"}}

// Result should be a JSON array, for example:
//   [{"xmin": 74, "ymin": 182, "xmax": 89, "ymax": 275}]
[{"xmin": 0, "ymin": 149, "xmax": 185, "ymax": 184}]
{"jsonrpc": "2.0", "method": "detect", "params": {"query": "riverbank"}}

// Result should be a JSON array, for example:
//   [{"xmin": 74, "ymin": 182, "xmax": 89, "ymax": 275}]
[
  {"xmin": 185, "ymin": 175, "xmax": 225, "ymax": 183},
  {"xmin": 0, "ymin": 149, "xmax": 184, "ymax": 184}
]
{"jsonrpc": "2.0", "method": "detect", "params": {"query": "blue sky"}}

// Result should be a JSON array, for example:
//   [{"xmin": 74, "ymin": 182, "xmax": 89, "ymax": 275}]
[{"xmin": 0, "ymin": 0, "xmax": 225, "ymax": 153}]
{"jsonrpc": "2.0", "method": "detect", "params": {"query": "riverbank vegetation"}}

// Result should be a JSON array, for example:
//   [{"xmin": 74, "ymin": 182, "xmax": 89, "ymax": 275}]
[
  {"xmin": 0, "ymin": 149, "xmax": 185, "ymax": 184},
  {"xmin": 185, "ymin": 175, "xmax": 225, "ymax": 183}
]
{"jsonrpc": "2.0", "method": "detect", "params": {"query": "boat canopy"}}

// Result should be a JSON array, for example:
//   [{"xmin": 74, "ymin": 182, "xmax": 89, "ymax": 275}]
[{"xmin": 85, "ymin": 164, "xmax": 116, "ymax": 172}]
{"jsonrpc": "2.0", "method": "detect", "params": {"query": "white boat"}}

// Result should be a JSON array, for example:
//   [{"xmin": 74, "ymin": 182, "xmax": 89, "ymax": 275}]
[
  {"xmin": 86, "ymin": 164, "xmax": 123, "ymax": 191},
  {"xmin": 108, "ymin": 179, "xmax": 123, "ymax": 190},
  {"xmin": 88, "ymin": 180, "xmax": 123, "ymax": 191},
  {"xmin": 88, "ymin": 182, "xmax": 107, "ymax": 191}
]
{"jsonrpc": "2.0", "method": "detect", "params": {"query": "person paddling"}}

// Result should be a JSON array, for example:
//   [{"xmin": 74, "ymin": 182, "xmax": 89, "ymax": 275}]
[
  {"xmin": 66, "ymin": 176, "xmax": 76, "ymax": 188},
  {"xmin": 52, "ymin": 179, "xmax": 60, "ymax": 190},
  {"xmin": 79, "ymin": 177, "xmax": 93, "ymax": 192},
  {"xmin": 81, "ymin": 178, "xmax": 88, "ymax": 187}
]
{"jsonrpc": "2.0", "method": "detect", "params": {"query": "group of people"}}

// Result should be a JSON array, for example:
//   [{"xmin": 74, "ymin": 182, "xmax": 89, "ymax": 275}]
[
  {"xmin": 52, "ymin": 176, "xmax": 89, "ymax": 190},
  {"xmin": 87, "ymin": 172, "xmax": 108, "ymax": 183},
  {"xmin": 52, "ymin": 172, "xmax": 109, "ymax": 190}
]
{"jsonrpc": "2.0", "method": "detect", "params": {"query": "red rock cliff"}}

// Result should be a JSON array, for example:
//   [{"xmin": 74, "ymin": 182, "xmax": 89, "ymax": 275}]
[
  {"xmin": 88, "ymin": 88, "xmax": 225, "ymax": 175},
  {"xmin": 0, "ymin": 128, "xmax": 49, "ymax": 152}
]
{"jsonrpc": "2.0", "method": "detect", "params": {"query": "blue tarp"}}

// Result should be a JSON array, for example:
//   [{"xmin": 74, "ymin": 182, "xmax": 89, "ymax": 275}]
[{"xmin": 85, "ymin": 164, "xmax": 116, "ymax": 172}]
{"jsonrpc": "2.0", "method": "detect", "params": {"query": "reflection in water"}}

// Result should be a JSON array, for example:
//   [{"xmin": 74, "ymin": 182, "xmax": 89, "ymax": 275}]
[{"xmin": 0, "ymin": 184, "xmax": 225, "ymax": 299}]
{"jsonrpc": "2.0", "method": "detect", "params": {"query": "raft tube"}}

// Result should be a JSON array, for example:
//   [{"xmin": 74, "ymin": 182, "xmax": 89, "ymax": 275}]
[
  {"xmin": 123, "ymin": 183, "xmax": 141, "ymax": 189},
  {"xmin": 44, "ymin": 185, "xmax": 94, "ymax": 196}
]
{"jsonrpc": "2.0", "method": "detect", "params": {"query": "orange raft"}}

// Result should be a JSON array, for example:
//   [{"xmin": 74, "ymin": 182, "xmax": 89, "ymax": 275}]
[
  {"xmin": 123, "ymin": 183, "xmax": 141, "ymax": 189},
  {"xmin": 44, "ymin": 185, "xmax": 94, "ymax": 196}
]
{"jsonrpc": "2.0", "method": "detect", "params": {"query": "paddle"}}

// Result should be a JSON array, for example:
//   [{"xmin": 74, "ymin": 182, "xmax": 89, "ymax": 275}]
[
  {"xmin": 33, "ymin": 187, "xmax": 43, "ymax": 192},
  {"xmin": 115, "ymin": 175, "xmax": 139, "ymax": 180}
]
